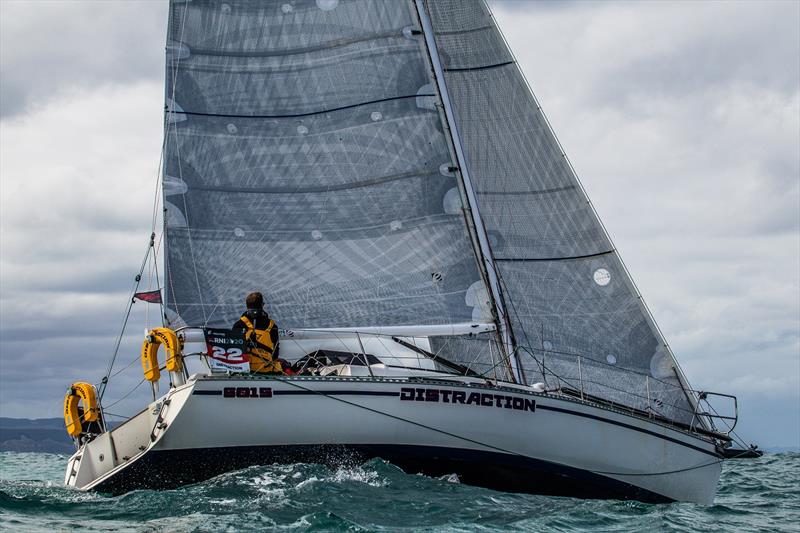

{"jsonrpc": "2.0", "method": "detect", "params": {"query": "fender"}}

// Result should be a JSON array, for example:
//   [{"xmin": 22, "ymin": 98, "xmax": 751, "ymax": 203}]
[
  {"xmin": 141, "ymin": 327, "xmax": 183, "ymax": 383},
  {"xmin": 64, "ymin": 382, "xmax": 99, "ymax": 438}
]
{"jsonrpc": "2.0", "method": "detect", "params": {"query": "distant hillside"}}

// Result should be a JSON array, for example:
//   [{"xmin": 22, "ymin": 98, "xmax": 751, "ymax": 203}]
[{"xmin": 0, "ymin": 417, "xmax": 74, "ymax": 454}]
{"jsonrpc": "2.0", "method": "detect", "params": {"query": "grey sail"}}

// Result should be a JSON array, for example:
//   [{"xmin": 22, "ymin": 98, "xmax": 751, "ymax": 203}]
[
  {"xmin": 163, "ymin": 0, "xmax": 493, "ymax": 332},
  {"xmin": 423, "ymin": 0, "xmax": 696, "ymax": 424}
]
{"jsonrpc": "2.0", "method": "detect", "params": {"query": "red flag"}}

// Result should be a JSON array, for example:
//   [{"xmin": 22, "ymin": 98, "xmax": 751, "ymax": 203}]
[{"xmin": 133, "ymin": 290, "xmax": 162, "ymax": 304}]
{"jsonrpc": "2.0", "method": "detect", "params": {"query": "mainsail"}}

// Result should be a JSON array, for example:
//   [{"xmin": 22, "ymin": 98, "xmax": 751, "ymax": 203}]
[
  {"xmin": 163, "ymin": 0, "xmax": 490, "ymax": 332},
  {"xmin": 163, "ymin": 0, "xmax": 697, "ymax": 423}
]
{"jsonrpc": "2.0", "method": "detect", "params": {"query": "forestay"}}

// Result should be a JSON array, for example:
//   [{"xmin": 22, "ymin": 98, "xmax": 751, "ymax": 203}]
[
  {"xmin": 423, "ymin": 0, "xmax": 696, "ymax": 424},
  {"xmin": 163, "ymin": 0, "xmax": 491, "ymax": 332}
]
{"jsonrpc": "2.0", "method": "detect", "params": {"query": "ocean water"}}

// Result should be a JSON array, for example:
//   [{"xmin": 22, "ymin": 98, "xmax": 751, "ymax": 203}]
[{"xmin": 0, "ymin": 452, "xmax": 797, "ymax": 532}]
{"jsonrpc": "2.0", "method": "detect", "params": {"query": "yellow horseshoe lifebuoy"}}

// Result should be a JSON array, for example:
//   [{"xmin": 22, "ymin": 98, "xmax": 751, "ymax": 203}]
[
  {"xmin": 141, "ymin": 327, "xmax": 183, "ymax": 383},
  {"xmin": 64, "ymin": 382, "xmax": 99, "ymax": 438}
]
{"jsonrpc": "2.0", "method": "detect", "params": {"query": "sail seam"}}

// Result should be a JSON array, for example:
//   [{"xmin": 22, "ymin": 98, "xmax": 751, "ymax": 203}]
[
  {"xmin": 434, "ymin": 25, "xmax": 493, "ymax": 36},
  {"xmin": 479, "ymin": 185, "xmax": 576, "ymax": 196},
  {"xmin": 443, "ymin": 61, "xmax": 515, "ymax": 72},
  {"xmin": 187, "ymin": 169, "xmax": 441, "ymax": 195},
  {"xmin": 495, "ymin": 250, "xmax": 615, "ymax": 262},
  {"xmin": 185, "ymin": 29, "xmax": 412, "ymax": 58},
  {"xmin": 171, "ymin": 93, "xmax": 436, "ymax": 120}
]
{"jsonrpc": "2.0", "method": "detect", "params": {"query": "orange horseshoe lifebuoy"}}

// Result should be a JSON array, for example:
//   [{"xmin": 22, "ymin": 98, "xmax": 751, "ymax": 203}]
[
  {"xmin": 141, "ymin": 327, "xmax": 183, "ymax": 383},
  {"xmin": 64, "ymin": 382, "xmax": 99, "ymax": 438}
]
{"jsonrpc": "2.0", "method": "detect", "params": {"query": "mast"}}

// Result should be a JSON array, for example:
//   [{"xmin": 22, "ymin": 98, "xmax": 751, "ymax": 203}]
[{"xmin": 414, "ymin": 0, "xmax": 524, "ymax": 384}]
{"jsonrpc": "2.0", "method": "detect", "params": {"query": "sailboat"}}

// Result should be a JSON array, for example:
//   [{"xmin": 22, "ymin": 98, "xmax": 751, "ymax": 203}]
[{"xmin": 62, "ymin": 0, "xmax": 759, "ymax": 504}]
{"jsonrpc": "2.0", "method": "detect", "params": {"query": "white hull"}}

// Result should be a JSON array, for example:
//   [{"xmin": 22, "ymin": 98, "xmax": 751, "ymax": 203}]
[{"xmin": 66, "ymin": 374, "xmax": 723, "ymax": 503}]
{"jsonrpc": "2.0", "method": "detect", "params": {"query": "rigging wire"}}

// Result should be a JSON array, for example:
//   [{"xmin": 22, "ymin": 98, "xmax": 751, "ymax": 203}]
[
  {"xmin": 102, "ymin": 378, "xmax": 147, "ymax": 410},
  {"xmin": 97, "ymin": 235, "xmax": 154, "ymax": 403},
  {"xmin": 108, "ymin": 354, "xmax": 142, "ymax": 380},
  {"xmin": 153, "ymin": 230, "xmax": 165, "ymax": 325}
]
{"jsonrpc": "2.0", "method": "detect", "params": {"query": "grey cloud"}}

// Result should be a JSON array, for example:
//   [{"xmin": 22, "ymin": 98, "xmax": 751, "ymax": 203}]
[
  {"xmin": 0, "ymin": 1, "xmax": 167, "ymax": 118},
  {"xmin": 595, "ymin": 3, "xmax": 800, "ymax": 103},
  {"xmin": 0, "ymin": 329, "xmax": 158, "ymax": 419}
]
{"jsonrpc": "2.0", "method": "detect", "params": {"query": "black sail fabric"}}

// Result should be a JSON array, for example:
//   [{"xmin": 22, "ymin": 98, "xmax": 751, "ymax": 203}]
[
  {"xmin": 425, "ymin": 0, "xmax": 696, "ymax": 423},
  {"xmin": 163, "ymin": 0, "xmax": 486, "ymax": 330}
]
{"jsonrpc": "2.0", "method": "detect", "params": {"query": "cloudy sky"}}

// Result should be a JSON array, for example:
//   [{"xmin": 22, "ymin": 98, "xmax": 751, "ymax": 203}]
[{"xmin": 0, "ymin": 0, "xmax": 798, "ymax": 449}]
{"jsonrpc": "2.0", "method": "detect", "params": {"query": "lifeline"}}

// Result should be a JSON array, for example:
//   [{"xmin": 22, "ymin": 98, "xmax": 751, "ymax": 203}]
[{"xmin": 400, "ymin": 387, "xmax": 536, "ymax": 412}]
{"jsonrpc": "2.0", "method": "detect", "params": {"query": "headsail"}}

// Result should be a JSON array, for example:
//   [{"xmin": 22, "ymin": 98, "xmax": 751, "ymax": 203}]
[
  {"xmin": 163, "ymin": 0, "xmax": 493, "ymax": 333},
  {"xmin": 422, "ymin": 0, "xmax": 697, "ymax": 423}
]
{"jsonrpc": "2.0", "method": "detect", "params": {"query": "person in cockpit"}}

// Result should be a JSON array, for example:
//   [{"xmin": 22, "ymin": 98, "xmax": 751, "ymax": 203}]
[{"xmin": 232, "ymin": 292, "xmax": 283, "ymax": 374}]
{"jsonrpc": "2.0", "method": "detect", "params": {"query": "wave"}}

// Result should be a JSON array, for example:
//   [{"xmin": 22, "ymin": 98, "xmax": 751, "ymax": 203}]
[{"xmin": 0, "ymin": 453, "xmax": 798, "ymax": 532}]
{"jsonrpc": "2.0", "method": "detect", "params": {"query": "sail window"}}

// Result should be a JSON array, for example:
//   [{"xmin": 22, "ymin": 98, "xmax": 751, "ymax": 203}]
[
  {"xmin": 650, "ymin": 348, "xmax": 674, "ymax": 379},
  {"xmin": 442, "ymin": 187, "xmax": 461, "ymax": 215},
  {"xmin": 163, "ymin": 175, "xmax": 188, "ymax": 196},
  {"xmin": 164, "ymin": 201, "xmax": 187, "ymax": 228},
  {"xmin": 416, "ymin": 84, "xmax": 436, "ymax": 110},
  {"xmin": 593, "ymin": 268, "xmax": 611, "ymax": 286},
  {"xmin": 166, "ymin": 99, "xmax": 186, "ymax": 124},
  {"xmin": 316, "ymin": 0, "xmax": 339, "ymax": 11},
  {"xmin": 166, "ymin": 41, "xmax": 190, "ymax": 61},
  {"xmin": 466, "ymin": 281, "xmax": 492, "ymax": 322},
  {"xmin": 487, "ymin": 230, "xmax": 502, "ymax": 249}
]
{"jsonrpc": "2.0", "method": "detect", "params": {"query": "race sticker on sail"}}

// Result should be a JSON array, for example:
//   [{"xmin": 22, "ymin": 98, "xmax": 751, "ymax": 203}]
[{"xmin": 203, "ymin": 328, "xmax": 250, "ymax": 373}]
